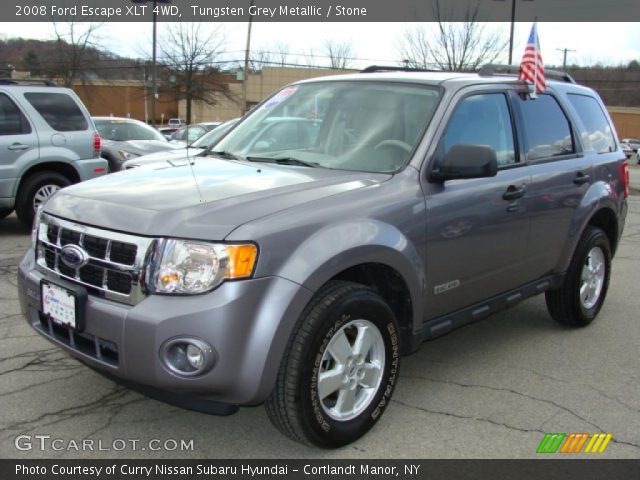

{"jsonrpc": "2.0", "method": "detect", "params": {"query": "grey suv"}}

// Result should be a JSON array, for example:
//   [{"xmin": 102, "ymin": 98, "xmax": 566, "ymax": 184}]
[
  {"xmin": 0, "ymin": 80, "xmax": 107, "ymax": 228},
  {"xmin": 17, "ymin": 67, "xmax": 629, "ymax": 447}
]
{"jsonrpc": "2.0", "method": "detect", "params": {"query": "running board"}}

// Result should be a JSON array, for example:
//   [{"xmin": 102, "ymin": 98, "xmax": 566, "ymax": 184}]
[{"xmin": 421, "ymin": 274, "xmax": 564, "ymax": 341}]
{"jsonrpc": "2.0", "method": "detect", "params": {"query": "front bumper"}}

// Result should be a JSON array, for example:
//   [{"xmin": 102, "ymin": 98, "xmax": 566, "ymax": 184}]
[{"xmin": 18, "ymin": 248, "xmax": 313, "ymax": 405}]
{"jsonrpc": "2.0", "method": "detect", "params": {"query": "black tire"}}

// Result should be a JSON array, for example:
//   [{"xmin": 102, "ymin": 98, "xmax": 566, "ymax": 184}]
[
  {"xmin": 15, "ymin": 171, "xmax": 71, "ymax": 229},
  {"xmin": 545, "ymin": 226, "xmax": 611, "ymax": 327},
  {"xmin": 103, "ymin": 155, "xmax": 120, "ymax": 173},
  {"xmin": 265, "ymin": 280, "xmax": 400, "ymax": 448}
]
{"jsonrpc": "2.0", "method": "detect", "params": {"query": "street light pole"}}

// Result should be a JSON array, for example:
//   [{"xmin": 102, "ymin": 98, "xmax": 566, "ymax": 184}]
[
  {"xmin": 132, "ymin": 0, "xmax": 171, "ymax": 126},
  {"xmin": 151, "ymin": 0, "xmax": 157, "ymax": 127},
  {"xmin": 508, "ymin": 0, "xmax": 516, "ymax": 65},
  {"xmin": 242, "ymin": 0, "xmax": 255, "ymax": 115},
  {"xmin": 495, "ymin": 0, "xmax": 534, "ymax": 65}
]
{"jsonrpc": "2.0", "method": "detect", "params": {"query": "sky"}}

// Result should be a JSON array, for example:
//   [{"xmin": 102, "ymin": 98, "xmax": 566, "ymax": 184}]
[{"xmin": 1, "ymin": 21, "xmax": 639, "ymax": 69}]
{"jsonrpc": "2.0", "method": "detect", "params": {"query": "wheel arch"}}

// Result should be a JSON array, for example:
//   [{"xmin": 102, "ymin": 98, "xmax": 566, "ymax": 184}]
[
  {"xmin": 15, "ymin": 161, "xmax": 81, "ymax": 197},
  {"xmin": 273, "ymin": 219, "xmax": 426, "ymax": 354}
]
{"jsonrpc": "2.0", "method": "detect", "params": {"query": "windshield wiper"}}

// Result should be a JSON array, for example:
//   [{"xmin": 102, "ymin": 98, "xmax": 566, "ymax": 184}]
[
  {"xmin": 206, "ymin": 150, "xmax": 243, "ymax": 161},
  {"xmin": 246, "ymin": 156, "xmax": 320, "ymax": 168}
]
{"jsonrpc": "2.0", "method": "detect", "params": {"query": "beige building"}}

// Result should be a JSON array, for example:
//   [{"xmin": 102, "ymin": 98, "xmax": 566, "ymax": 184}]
[
  {"xmin": 608, "ymin": 106, "xmax": 640, "ymax": 140},
  {"xmin": 179, "ymin": 67, "xmax": 355, "ymax": 123}
]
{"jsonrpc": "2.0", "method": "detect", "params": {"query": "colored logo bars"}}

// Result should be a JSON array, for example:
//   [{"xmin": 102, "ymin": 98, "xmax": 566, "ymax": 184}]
[{"xmin": 537, "ymin": 433, "xmax": 613, "ymax": 454}]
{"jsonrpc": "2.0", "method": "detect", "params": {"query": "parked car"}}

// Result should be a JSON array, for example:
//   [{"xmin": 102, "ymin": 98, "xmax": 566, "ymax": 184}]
[
  {"xmin": 621, "ymin": 142, "xmax": 633, "ymax": 158},
  {"xmin": 0, "ymin": 79, "xmax": 107, "ymax": 228},
  {"xmin": 620, "ymin": 138, "xmax": 640, "ymax": 152},
  {"xmin": 18, "ymin": 67, "xmax": 629, "ymax": 448},
  {"xmin": 93, "ymin": 117, "xmax": 177, "ymax": 172},
  {"xmin": 167, "ymin": 118, "xmax": 183, "ymax": 128},
  {"xmin": 168, "ymin": 122, "xmax": 222, "ymax": 145},
  {"xmin": 157, "ymin": 127, "xmax": 179, "ymax": 140},
  {"xmin": 123, "ymin": 118, "xmax": 239, "ymax": 169}
]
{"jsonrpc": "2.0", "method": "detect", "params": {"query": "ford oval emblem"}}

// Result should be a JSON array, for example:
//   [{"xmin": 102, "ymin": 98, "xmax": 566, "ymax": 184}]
[{"xmin": 60, "ymin": 244, "xmax": 90, "ymax": 269}]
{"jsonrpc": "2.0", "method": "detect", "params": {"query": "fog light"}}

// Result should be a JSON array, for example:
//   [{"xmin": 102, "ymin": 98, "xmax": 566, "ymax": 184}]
[
  {"xmin": 160, "ymin": 338, "xmax": 216, "ymax": 377},
  {"xmin": 186, "ymin": 344, "xmax": 204, "ymax": 369}
]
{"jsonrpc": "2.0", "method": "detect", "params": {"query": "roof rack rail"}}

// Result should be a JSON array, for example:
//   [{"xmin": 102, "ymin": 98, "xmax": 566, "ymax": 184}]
[
  {"xmin": 0, "ymin": 78, "xmax": 57, "ymax": 86},
  {"xmin": 360, "ymin": 65, "xmax": 441, "ymax": 74},
  {"xmin": 478, "ymin": 64, "xmax": 576, "ymax": 84}
]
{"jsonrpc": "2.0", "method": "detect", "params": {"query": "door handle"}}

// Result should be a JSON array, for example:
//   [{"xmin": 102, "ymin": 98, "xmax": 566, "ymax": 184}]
[
  {"xmin": 573, "ymin": 172, "xmax": 591, "ymax": 185},
  {"xmin": 503, "ymin": 185, "xmax": 526, "ymax": 201},
  {"xmin": 8, "ymin": 143, "xmax": 29, "ymax": 151}
]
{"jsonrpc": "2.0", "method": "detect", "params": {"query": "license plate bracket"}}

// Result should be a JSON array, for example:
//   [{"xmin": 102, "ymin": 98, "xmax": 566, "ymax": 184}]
[{"xmin": 40, "ymin": 279, "xmax": 87, "ymax": 331}]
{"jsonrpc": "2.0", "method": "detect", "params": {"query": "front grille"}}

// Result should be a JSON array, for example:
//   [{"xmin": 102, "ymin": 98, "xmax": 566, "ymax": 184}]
[{"xmin": 36, "ymin": 214, "xmax": 158, "ymax": 305}]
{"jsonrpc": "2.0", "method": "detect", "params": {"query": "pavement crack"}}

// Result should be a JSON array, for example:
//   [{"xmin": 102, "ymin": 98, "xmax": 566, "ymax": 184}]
[
  {"xmin": 2, "ymin": 386, "xmax": 130, "ymax": 432},
  {"xmin": 393, "ymin": 399, "xmax": 544, "ymax": 435},
  {"xmin": 403, "ymin": 374, "xmax": 604, "ymax": 431}
]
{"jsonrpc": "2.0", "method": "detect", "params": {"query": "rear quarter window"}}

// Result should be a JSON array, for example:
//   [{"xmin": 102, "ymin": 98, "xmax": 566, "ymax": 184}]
[
  {"xmin": 24, "ymin": 92, "xmax": 88, "ymax": 132},
  {"xmin": 517, "ymin": 93, "xmax": 574, "ymax": 161},
  {"xmin": 567, "ymin": 94, "xmax": 616, "ymax": 154}
]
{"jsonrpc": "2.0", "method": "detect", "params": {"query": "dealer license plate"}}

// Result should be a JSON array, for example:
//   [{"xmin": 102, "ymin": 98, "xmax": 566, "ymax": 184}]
[{"xmin": 41, "ymin": 282, "xmax": 77, "ymax": 329}]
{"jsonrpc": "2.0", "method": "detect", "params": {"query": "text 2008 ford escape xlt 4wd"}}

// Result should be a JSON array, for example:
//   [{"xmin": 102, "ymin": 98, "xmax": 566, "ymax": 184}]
[{"xmin": 18, "ymin": 67, "xmax": 629, "ymax": 447}]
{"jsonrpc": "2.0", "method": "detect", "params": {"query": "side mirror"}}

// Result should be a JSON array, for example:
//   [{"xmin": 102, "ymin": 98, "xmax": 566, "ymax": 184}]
[{"xmin": 430, "ymin": 144, "xmax": 498, "ymax": 182}]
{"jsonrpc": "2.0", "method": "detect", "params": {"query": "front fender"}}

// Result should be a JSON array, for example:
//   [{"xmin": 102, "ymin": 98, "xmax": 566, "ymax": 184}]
[{"xmin": 277, "ymin": 219, "xmax": 425, "ymax": 335}]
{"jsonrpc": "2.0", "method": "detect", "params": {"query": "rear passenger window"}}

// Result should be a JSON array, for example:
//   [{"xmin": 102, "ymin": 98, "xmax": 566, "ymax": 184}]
[
  {"xmin": 442, "ymin": 93, "xmax": 516, "ymax": 166},
  {"xmin": 517, "ymin": 94, "xmax": 574, "ymax": 161},
  {"xmin": 567, "ymin": 94, "xmax": 616, "ymax": 154},
  {"xmin": 0, "ymin": 93, "xmax": 31, "ymax": 135},
  {"xmin": 24, "ymin": 92, "xmax": 88, "ymax": 132}
]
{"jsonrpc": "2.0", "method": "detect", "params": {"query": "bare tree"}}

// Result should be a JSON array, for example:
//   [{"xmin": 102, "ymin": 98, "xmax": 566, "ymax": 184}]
[
  {"xmin": 250, "ymin": 49, "xmax": 274, "ymax": 72},
  {"xmin": 272, "ymin": 41, "xmax": 290, "ymax": 67},
  {"xmin": 159, "ymin": 23, "xmax": 233, "ymax": 124},
  {"xmin": 398, "ymin": 1, "xmax": 507, "ymax": 71},
  {"xmin": 302, "ymin": 48, "xmax": 318, "ymax": 68},
  {"xmin": 323, "ymin": 40, "xmax": 355, "ymax": 69},
  {"xmin": 51, "ymin": 22, "xmax": 104, "ymax": 86}
]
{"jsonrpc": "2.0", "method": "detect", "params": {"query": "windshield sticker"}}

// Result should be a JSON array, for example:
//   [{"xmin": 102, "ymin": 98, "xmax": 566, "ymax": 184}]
[{"xmin": 263, "ymin": 86, "xmax": 298, "ymax": 109}]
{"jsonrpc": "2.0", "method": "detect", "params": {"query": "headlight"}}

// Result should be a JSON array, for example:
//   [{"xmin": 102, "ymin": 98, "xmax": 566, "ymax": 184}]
[
  {"xmin": 31, "ymin": 206, "xmax": 43, "ymax": 248},
  {"xmin": 118, "ymin": 150, "xmax": 140, "ymax": 161},
  {"xmin": 153, "ymin": 240, "xmax": 258, "ymax": 294}
]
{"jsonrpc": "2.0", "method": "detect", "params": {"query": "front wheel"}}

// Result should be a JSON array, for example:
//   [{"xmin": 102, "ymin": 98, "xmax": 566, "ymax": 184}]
[
  {"xmin": 546, "ymin": 226, "xmax": 611, "ymax": 327},
  {"xmin": 15, "ymin": 171, "xmax": 71, "ymax": 229},
  {"xmin": 265, "ymin": 281, "xmax": 400, "ymax": 447}
]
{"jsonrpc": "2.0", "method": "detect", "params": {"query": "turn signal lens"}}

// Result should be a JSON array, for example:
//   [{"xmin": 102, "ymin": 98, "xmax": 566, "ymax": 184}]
[{"xmin": 226, "ymin": 244, "xmax": 258, "ymax": 279}]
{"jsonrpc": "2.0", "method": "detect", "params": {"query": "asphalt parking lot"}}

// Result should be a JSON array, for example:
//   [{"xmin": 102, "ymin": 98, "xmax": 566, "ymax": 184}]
[{"xmin": 0, "ymin": 182, "xmax": 639, "ymax": 459}]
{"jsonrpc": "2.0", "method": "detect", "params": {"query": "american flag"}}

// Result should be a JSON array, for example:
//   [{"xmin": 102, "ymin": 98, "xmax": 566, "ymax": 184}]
[{"xmin": 519, "ymin": 23, "xmax": 546, "ymax": 93}]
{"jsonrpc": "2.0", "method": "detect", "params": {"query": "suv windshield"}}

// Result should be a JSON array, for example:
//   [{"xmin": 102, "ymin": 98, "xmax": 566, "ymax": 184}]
[
  {"xmin": 95, "ymin": 119, "xmax": 166, "ymax": 142},
  {"xmin": 215, "ymin": 81, "xmax": 440, "ymax": 173}
]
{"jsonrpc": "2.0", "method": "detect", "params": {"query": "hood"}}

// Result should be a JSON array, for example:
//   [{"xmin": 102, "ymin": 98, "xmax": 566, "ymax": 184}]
[
  {"xmin": 122, "ymin": 148, "xmax": 205, "ymax": 168},
  {"xmin": 45, "ymin": 158, "xmax": 390, "ymax": 240},
  {"xmin": 102, "ymin": 139, "xmax": 176, "ymax": 156}
]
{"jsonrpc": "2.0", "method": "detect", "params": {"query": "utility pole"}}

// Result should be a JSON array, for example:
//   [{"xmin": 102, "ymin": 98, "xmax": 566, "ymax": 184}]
[
  {"xmin": 556, "ymin": 48, "xmax": 576, "ymax": 70},
  {"xmin": 242, "ymin": 0, "xmax": 255, "ymax": 115},
  {"xmin": 494, "ymin": 0, "xmax": 535, "ymax": 65}
]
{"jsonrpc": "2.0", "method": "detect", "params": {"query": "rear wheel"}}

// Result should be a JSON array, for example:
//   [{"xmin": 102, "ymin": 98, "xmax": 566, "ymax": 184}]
[
  {"xmin": 15, "ymin": 171, "xmax": 71, "ymax": 229},
  {"xmin": 546, "ymin": 226, "xmax": 611, "ymax": 327},
  {"xmin": 265, "ymin": 281, "xmax": 400, "ymax": 447}
]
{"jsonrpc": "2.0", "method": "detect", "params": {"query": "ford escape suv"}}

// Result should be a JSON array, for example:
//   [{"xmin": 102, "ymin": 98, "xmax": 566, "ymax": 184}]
[
  {"xmin": 0, "ymin": 79, "xmax": 107, "ymax": 228},
  {"xmin": 18, "ymin": 66, "xmax": 629, "ymax": 447}
]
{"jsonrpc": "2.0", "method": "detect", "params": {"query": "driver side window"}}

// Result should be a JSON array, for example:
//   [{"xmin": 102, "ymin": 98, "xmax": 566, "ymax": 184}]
[{"xmin": 443, "ymin": 93, "xmax": 516, "ymax": 167}]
